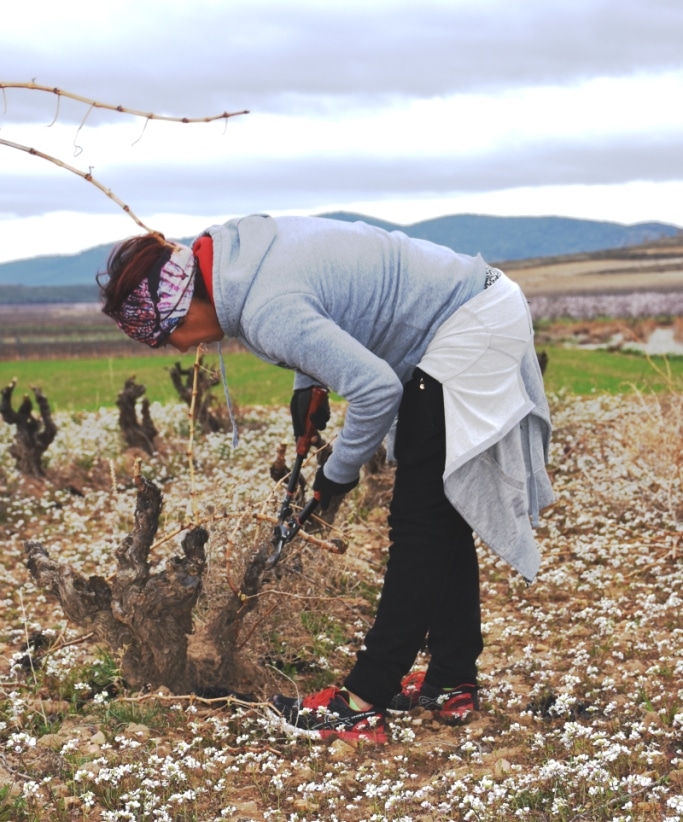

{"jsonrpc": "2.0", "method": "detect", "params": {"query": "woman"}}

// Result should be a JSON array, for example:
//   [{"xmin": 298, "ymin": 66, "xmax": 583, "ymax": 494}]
[{"xmin": 99, "ymin": 213, "xmax": 554, "ymax": 744}]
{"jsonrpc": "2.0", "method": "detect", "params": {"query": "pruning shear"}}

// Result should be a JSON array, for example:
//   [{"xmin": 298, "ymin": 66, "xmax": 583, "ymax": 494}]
[{"xmin": 265, "ymin": 386, "xmax": 328, "ymax": 570}]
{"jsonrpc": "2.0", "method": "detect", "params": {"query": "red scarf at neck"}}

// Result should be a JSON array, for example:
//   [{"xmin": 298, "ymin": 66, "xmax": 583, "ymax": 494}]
[{"xmin": 192, "ymin": 236, "xmax": 214, "ymax": 304}]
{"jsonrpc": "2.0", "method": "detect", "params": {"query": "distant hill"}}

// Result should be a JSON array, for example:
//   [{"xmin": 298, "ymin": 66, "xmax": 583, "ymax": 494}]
[
  {"xmin": 0, "ymin": 213, "xmax": 679, "ymax": 302},
  {"xmin": 321, "ymin": 212, "xmax": 681, "ymax": 261}
]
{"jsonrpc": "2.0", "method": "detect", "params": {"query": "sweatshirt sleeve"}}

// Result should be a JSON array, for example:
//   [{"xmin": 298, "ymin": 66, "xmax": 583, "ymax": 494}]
[{"xmin": 245, "ymin": 294, "xmax": 403, "ymax": 483}]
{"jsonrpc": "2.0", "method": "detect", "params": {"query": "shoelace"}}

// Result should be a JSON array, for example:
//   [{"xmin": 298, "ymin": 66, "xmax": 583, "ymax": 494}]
[{"xmin": 400, "ymin": 670, "xmax": 426, "ymax": 694}]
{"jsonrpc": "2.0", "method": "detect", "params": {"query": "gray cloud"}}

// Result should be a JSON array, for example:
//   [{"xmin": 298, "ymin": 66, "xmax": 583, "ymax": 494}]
[
  {"xmin": 2, "ymin": 0, "xmax": 682, "ymax": 123},
  {"xmin": 3, "ymin": 133, "xmax": 682, "ymax": 221},
  {"xmin": 3, "ymin": 0, "xmax": 682, "ymax": 249}
]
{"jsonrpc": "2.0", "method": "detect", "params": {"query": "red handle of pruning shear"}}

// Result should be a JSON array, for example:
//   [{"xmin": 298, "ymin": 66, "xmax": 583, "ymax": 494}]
[
  {"xmin": 266, "ymin": 387, "xmax": 328, "ymax": 569},
  {"xmin": 296, "ymin": 386, "xmax": 328, "ymax": 456}
]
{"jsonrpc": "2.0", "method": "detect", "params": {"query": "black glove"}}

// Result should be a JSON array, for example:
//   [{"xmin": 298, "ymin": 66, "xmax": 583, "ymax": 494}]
[
  {"xmin": 313, "ymin": 466, "xmax": 359, "ymax": 510},
  {"xmin": 290, "ymin": 387, "xmax": 330, "ymax": 439}
]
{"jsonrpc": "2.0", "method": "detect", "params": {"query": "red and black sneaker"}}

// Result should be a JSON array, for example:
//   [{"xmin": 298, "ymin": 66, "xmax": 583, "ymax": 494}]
[
  {"xmin": 388, "ymin": 671, "xmax": 479, "ymax": 724},
  {"xmin": 270, "ymin": 687, "xmax": 388, "ymax": 744}
]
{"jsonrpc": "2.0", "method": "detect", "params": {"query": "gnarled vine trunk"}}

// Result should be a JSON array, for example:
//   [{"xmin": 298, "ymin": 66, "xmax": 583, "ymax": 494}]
[
  {"xmin": 25, "ymin": 473, "xmax": 211, "ymax": 692},
  {"xmin": 23, "ymin": 466, "xmax": 331, "ymax": 695},
  {"xmin": 168, "ymin": 357, "xmax": 223, "ymax": 433},
  {"xmin": 116, "ymin": 377, "xmax": 158, "ymax": 455},
  {"xmin": 0, "ymin": 379, "xmax": 57, "ymax": 477}
]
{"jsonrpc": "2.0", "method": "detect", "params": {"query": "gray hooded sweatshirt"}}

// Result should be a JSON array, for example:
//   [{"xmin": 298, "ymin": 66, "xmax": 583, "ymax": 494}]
[{"xmin": 206, "ymin": 214, "xmax": 553, "ymax": 580}]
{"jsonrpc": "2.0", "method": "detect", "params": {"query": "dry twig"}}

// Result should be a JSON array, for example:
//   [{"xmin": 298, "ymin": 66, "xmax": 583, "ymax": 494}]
[
  {"xmin": 0, "ymin": 81, "xmax": 249, "ymax": 125},
  {"xmin": 0, "ymin": 81, "xmax": 249, "ymax": 233},
  {"xmin": 0, "ymin": 136, "xmax": 155, "ymax": 233}
]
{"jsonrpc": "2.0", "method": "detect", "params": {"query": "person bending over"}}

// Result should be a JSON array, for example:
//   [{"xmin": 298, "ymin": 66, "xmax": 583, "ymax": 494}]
[{"xmin": 98, "ymin": 214, "xmax": 554, "ymax": 745}]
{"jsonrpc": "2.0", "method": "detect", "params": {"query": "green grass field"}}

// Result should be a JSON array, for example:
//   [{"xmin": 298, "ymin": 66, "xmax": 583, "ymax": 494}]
[
  {"xmin": 0, "ymin": 346, "xmax": 681, "ymax": 413},
  {"xmin": 540, "ymin": 346, "xmax": 683, "ymax": 396},
  {"xmin": 0, "ymin": 352, "xmax": 296, "ymax": 413}
]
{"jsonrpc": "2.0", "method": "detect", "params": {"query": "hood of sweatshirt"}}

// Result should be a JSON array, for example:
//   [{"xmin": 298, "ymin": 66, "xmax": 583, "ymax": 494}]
[{"xmin": 204, "ymin": 214, "xmax": 278, "ymax": 338}]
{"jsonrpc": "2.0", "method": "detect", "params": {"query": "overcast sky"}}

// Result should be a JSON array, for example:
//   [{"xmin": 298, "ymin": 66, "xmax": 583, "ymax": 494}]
[{"xmin": 1, "ymin": 0, "xmax": 682, "ymax": 263}]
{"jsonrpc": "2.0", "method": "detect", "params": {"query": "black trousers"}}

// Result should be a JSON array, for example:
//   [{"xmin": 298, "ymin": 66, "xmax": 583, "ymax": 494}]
[{"xmin": 344, "ymin": 369, "xmax": 483, "ymax": 708}]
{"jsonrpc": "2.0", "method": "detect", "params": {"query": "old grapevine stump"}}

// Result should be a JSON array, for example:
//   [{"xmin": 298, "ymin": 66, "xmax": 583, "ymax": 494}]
[
  {"xmin": 25, "ymin": 469, "xmax": 269, "ymax": 695},
  {"xmin": 168, "ymin": 357, "xmax": 223, "ymax": 433},
  {"xmin": 537, "ymin": 350, "xmax": 549, "ymax": 375},
  {"xmin": 0, "ymin": 379, "xmax": 57, "ymax": 477},
  {"xmin": 116, "ymin": 377, "xmax": 158, "ymax": 455}
]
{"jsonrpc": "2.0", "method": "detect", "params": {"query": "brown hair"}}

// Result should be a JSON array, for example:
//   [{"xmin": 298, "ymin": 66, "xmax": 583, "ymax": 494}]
[{"xmin": 97, "ymin": 232, "xmax": 169, "ymax": 316}]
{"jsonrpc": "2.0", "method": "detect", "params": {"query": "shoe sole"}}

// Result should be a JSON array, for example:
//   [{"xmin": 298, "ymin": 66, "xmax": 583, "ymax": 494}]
[
  {"xmin": 268, "ymin": 708, "xmax": 389, "ymax": 744},
  {"xmin": 387, "ymin": 704, "xmax": 477, "ymax": 723},
  {"xmin": 435, "ymin": 708, "xmax": 477, "ymax": 725}
]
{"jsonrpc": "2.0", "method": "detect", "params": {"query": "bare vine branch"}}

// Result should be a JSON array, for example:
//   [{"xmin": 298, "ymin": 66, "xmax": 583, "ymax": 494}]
[
  {"xmin": 0, "ymin": 136, "xmax": 156, "ymax": 233},
  {"xmin": 186, "ymin": 348, "xmax": 202, "ymax": 521},
  {"xmin": 0, "ymin": 81, "xmax": 249, "ymax": 125},
  {"xmin": 0, "ymin": 81, "xmax": 250, "ymax": 233}
]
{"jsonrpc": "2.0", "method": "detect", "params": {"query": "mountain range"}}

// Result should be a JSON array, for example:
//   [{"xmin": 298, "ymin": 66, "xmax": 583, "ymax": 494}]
[{"xmin": 0, "ymin": 212, "xmax": 680, "ymax": 303}]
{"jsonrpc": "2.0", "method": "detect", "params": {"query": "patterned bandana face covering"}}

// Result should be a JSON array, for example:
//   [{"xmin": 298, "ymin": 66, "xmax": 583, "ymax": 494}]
[{"xmin": 113, "ymin": 243, "xmax": 196, "ymax": 348}]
